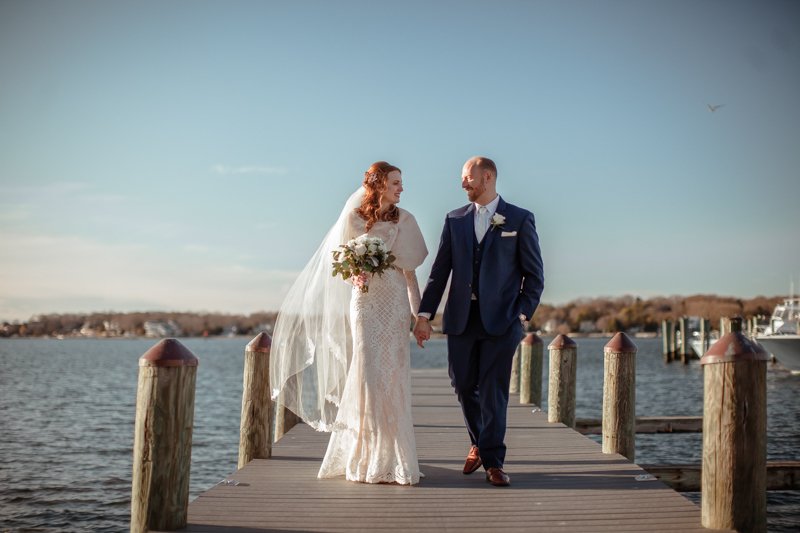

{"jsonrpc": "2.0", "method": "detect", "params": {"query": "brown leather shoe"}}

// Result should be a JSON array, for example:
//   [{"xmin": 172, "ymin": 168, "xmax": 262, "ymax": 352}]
[
  {"xmin": 463, "ymin": 445, "xmax": 482, "ymax": 475},
  {"xmin": 485, "ymin": 467, "xmax": 510, "ymax": 486}
]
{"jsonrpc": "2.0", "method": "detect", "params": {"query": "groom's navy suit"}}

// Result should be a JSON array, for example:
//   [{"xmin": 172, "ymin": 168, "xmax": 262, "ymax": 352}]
[{"xmin": 419, "ymin": 196, "xmax": 544, "ymax": 469}]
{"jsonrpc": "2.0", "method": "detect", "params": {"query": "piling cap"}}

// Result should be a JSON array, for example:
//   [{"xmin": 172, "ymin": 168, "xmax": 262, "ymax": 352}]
[
  {"xmin": 700, "ymin": 331, "xmax": 769, "ymax": 365},
  {"xmin": 604, "ymin": 332, "xmax": 637, "ymax": 354},
  {"xmin": 139, "ymin": 338, "xmax": 198, "ymax": 368},
  {"xmin": 548, "ymin": 334, "xmax": 576, "ymax": 350},
  {"xmin": 247, "ymin": 331, "xmax": 272, "ymax": 353},
  {"xmin": 522, "ymin": 333, "xmax": 543, "ymax": 345}
]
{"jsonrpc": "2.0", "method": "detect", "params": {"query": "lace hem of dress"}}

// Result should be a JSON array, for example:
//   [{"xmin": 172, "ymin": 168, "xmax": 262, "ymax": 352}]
[
  {"xmin": 318, "ymin": 467, "xmax": 421, "ymax": 486},
  {"xmin": 318, "ymin": 423, "xmax": 421, "ymax": 485}
]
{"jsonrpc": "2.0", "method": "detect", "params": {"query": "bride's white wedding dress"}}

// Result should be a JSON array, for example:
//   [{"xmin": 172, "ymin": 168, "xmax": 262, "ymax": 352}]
[{"xmin": 317, "ymin": 208, "xmax": 427, "ymax": 485}]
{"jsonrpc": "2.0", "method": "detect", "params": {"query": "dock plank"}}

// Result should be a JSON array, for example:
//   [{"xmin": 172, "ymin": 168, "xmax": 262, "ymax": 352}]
[{"xmin": 168, "ymin": 368, "xmax": 730, "ymax": 532}]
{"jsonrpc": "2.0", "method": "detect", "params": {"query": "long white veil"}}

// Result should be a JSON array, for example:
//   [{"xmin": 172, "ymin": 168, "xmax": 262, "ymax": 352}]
[{"xmin": 270, "ymin": 187, "xmax": 365, "ymax": 431}]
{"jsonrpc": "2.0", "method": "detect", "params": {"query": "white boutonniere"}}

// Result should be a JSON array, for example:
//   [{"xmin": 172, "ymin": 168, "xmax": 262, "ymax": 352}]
[{"xmin": 489, "ymin": 213, "xmax": 506, "ymax": 230}]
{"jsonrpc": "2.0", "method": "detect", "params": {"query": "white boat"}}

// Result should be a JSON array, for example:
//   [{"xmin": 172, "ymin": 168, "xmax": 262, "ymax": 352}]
[
  {"xmin": 755, "ymin": 297, "xmax": 800, "ymax": 373},
  {"xmin": 689, "ymin": 330, "xmax": 717, "ymax": 358},
  {"xmin": 680, "ymin": 316, "xmax": 715, "ymax": 358}
]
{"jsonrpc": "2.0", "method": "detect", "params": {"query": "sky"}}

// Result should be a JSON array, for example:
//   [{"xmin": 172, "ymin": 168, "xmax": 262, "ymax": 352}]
[{"xmin": 1, "ymin": 0, "xmax": 798, "ymax": 322}]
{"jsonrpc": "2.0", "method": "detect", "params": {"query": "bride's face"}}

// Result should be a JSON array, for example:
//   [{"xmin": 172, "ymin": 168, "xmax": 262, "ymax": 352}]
[{"xmin": 381, "ymin": 170, "xmax": 403, "ymax": 207}]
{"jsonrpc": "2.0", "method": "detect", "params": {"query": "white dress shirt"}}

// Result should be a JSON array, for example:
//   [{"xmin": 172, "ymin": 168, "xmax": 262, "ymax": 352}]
[{"xmin": 474, "ymin": 195, "xmax": 500, "ymax": 243}]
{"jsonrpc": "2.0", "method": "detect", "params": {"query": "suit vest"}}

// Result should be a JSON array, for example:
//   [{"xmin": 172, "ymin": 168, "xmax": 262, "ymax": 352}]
[{"xmin": 472, "ymin": 233, "xmax": 486, "ymax": 299}]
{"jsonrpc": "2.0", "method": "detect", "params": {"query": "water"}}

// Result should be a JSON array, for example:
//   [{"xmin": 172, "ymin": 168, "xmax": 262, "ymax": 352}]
[{"xmin": 0, "ymin": 336, "xmax": 797, "ymax": 531}]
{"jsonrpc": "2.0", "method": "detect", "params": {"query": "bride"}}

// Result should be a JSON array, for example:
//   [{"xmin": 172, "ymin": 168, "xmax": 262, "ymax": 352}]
[{"xmin": 270, "ymin": 161, "xmax": 428, "ymax": 485}]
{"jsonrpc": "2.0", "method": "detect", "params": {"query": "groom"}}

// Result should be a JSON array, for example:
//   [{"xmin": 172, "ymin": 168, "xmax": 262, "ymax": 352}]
[{"xmin": 414, "ymin": 156, "xmax": 544, "ymax": 487}]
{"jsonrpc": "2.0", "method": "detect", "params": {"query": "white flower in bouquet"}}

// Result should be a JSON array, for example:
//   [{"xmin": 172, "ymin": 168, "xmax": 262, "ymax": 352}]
[{"xmin": 332, "ymin": 235, "xmax": 396, "ymax": 293}]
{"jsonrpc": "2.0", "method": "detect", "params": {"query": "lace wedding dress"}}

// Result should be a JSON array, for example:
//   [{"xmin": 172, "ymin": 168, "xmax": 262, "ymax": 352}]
[{"xmin": 317, "ymin": 208, "xmax": 427, "ymax": 485}]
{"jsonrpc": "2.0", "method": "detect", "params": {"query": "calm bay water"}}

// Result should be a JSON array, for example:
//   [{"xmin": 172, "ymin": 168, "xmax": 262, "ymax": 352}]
[{"xmin": 0, "ymin": 336, "xmax": 797, "ymax": 531}]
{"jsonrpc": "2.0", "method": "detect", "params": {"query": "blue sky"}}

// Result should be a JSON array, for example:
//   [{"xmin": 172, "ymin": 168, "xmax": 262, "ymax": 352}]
[{"xmin": 1, "ymin": 0, "xmax": 798, "ymax": 321}]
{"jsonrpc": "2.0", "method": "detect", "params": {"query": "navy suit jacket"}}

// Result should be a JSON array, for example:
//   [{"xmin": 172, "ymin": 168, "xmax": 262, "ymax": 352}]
[{"xmin": 419, "ymin": 197, "xmax": 544, "ymax": 336}]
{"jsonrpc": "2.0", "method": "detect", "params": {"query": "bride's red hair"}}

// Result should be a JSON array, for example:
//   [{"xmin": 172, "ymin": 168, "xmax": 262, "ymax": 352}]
[{"xmin": 357, "ymin": 161, "xmax": 400, "ymax": 231}]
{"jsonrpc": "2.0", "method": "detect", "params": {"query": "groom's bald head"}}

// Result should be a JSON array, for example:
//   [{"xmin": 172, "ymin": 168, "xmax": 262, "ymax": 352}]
[{"xmin": 466, "ymin": 156, "xmax": 497, "ymax": 180}]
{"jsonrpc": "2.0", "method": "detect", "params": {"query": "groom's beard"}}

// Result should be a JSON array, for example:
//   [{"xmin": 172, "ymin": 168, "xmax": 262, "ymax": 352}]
[{"xmin": 465, "ymin": 182, "xmax": 486, "ymax": 203}]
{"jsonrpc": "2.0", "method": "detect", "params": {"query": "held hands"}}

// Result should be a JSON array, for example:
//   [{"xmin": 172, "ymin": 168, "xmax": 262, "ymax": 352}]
[{"xmin": 413, "ymin": 317, "xmax": 432, "ymax": 348}]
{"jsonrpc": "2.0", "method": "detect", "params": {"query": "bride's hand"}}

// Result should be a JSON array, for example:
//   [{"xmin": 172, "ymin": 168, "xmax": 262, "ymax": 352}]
[
  {"xmin": 351, "ymin": 272, "xmax": 369, "ymax": 289},
  {"xmin": 413, "ymin": 317, "xmax": 432, "ymax": 348}
]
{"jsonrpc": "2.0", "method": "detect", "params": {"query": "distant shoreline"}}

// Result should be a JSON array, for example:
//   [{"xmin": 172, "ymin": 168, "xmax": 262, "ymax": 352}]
[
  {"xmin": 0, "ymin": 331, "xmax": 660, "ymax": 341},
  {"xmin": 2, "ymin": 294, "xmax": 785, "ymax": 339}
]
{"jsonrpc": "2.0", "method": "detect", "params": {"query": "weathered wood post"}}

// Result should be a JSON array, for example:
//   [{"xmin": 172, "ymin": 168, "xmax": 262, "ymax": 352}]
[
  {"xmin": 668, "ymin": 320, "xmax": 678, "ymax": 362},
  {"xmin": 678, "ymin": 316, "xmax": 691, "ymax": 364},
  {"xmin": 274, "ymin": 401, "xmax": 301, "ymax": 440},
  {"xmin": 602, "ymin": 332, "xmax": 637, "ymax": 462},
  {"xmin": 697, "ymin": 317, "xmax": 709, "ymax": 357},
  {"xmin": 238, "ymin": 332, "xmax": 274, "ymax": 468},
  {"xmin": 509, "ymin": 344, "xmax": 521, "ymax": 394},
  {"xmin": 748, "ymin": 315, "xmax": 759, "ymax": 337},
  {"xmin": 519, "ymin": 333, "xmax": 543, "ymax": 405},
  {"xmin": 719, "ymin": 316, "xmax": 732, "ymax": 336},
  {"xmin": 661, "ymin": 319, "xmax": 672, "ymax": 362},
  {"xmin": 700, "ymin": 317, "xmax": 768, "ymax": 532},
  {"xmin": 274, "ymin": 373, "xmax": 301, "ymax": 441},
  {"xmin": 547, "ymin": 334, "xmax": 577, "ymax": 427},
  {"xmin": 131, "ymin": 339, "xmax": 198, "ymax": 533}
]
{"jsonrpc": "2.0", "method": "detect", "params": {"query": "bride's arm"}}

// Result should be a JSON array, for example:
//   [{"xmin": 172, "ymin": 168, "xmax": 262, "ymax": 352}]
[{"xmin": 403, "ymin": 269, "xmax": 422, "ymax": 317}]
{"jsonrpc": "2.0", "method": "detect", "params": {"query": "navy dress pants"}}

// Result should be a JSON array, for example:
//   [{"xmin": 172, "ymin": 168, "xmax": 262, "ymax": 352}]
[{"xmin": 447, "ymin": 301, "xmax": 523, "ymax": 469}]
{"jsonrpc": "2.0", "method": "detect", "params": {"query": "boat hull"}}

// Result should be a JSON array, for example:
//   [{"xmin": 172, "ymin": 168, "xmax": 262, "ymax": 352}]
[{"xmin": 755, "ymin": 335, "xmax": 800, "ymax": 373}]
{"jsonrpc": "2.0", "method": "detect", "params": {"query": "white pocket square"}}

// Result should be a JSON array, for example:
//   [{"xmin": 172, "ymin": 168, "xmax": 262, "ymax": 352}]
[{"xmin": 501, "ymin": 231, "xmax": 517, "ymax": 237}]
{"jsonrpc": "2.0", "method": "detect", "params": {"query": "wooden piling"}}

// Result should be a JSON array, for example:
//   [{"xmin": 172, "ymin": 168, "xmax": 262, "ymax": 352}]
[
  {"xmin": 274, "ymin": 401, "xmax": 300, "ymax": 440},
  {"xmin": 602, "ymin": 332, "xmax": 637, "ymax": 462},
  {"xmin": 678, "ymin": 316, "xmax": 690, "ymax": 364},
  {"xmin": 668, "ymin": 320, "xmax": 677, "ymax": 362},
  {"xmin": 700, "ymin": 318, "xmax": 768, "ymax": 533},
  {"xmin": 547, "ymin": 334, "xmax": 577, "ymax": 428},
  {"xmin": 519, "ymin": 333, "xmax": 543, "ymax": 405},
  {"xmin": 238, "ymin": 333, "xmax": 274, "ymax": 468},
  {"xmin": 661, "ymin": 319, "xmax": 672, "ymax": 362},
  {"xmin": 509, "ymin": 344, "xmax": 520, "ymax": 394},
  {"xmin": 719, "ymin": 316, "xmax": 731, "ymax": 336},
  {"xmin": 131, "ymin": 339, "xmax": 198, "ymax": 533},
  {"xmin": 697, "ymin": 318, "xmax": 709, "ymax": 357}
]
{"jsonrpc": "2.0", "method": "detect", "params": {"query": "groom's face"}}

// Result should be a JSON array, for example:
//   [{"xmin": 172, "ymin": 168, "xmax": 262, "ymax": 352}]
[{"xmin": 462, "ymin": 162, "xmax": 487, "ymax": 203}]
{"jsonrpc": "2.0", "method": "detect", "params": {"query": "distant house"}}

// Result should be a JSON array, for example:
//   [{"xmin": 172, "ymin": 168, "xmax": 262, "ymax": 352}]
[
  {"xmin": 144, "ymin": 320, "xmax": 183, "ymax": 338},
  {"xmin": 103, "ymin": 321, "xmax": 122, "ymax": 336},
  {"xmin": 543, "ymin": 319, "xmax": 560, "ymax": 335},
  {"xmin": 80, "ymin": 322, "xmax": 98, "ymax": 337}
]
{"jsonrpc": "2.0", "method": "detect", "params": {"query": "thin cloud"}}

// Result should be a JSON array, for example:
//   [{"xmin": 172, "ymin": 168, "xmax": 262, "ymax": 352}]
[{"xmin": 212, "ymin": 165, "xmax": 288, "ymax": 176}]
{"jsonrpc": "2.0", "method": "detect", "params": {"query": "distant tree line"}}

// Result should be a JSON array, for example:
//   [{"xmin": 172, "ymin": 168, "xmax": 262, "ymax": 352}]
[
  {"xmin": 527, "ymin": 294, "xmax": 782, "ymax": 335},
  {"xmin": 0, "ymin": 294, "xmax": 784, "ymax": 338},
  {"xmin": 1, "ymin": 311, "xmax": 278, "ymax": 338}
]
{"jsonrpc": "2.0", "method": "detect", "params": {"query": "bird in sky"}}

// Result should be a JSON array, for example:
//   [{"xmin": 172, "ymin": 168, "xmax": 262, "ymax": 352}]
[{"xmin": 707, "ymin": 103, "xmax": 725, "ymax": 112}]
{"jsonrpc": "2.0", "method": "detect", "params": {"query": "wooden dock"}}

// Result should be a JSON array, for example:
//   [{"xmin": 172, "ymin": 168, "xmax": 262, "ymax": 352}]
[{"xmin": 171, "ymin": 368, "xmax": 730, "ymax": 532}]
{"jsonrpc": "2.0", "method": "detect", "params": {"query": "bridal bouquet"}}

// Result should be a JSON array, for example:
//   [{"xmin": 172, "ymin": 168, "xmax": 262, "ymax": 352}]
[{"xmin": 332, "ymin": 235, "xmax": 396, "ymax": 293}]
